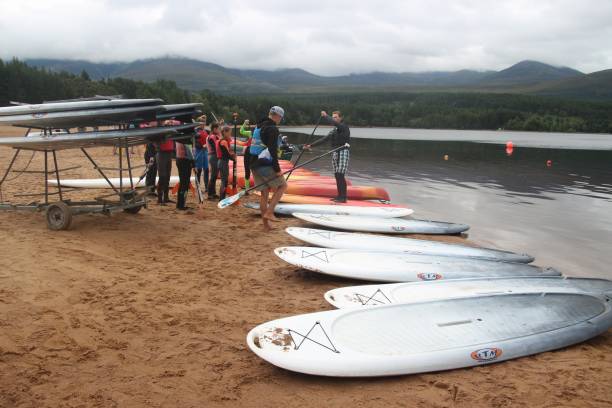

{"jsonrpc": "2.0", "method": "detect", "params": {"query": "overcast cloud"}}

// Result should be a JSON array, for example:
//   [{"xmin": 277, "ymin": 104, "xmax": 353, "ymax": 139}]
[{"xmin": 0, "ymin": 0, "xmax": 610, "ymax": 75}]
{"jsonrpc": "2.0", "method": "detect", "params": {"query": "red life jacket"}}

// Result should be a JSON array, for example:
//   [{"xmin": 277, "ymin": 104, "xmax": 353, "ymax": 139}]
[
  {"xmin": 159, "ymin": 139, "xmax": 174, "ymax": 152},
  {"xmin": 197, "ymin": 129, "xmax": 208, "ymax": 149},
  {"xmin": 207, "ymin": 134, "xmax": 222, "ymax": 159},
  {"xmin": 215, "ymin": 137, "xmax": 222, "ymax": 159}
]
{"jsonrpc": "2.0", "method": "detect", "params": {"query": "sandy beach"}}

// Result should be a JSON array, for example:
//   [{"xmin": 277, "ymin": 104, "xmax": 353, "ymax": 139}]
[{"xmin": 0, "ymin": 126, "xmax": 611, "ymax": 407}]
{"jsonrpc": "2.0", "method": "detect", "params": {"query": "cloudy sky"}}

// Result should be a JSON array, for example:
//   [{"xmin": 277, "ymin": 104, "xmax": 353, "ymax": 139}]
[{"xmin": 1, "ymin": 0, "xmax": 611, "ymax": 75}]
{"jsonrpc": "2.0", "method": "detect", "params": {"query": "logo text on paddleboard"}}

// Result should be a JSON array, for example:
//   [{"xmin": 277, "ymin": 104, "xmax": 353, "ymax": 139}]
[
  {"xmin": 471, "ymin": 348, "xmax": 502, "ymax": 362},
  {"xmin": 417, "ymin": 273, "xmax": 442, "ymax": 281}
]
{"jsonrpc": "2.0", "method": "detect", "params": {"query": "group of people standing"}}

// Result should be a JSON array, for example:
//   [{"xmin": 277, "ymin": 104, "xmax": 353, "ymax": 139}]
[
  {"xmin": 141, "ymin": 105, "xmax": 351, "ymax": 230},
  {"xmin": 142, "ymin": 117, "xmax": 238, "ymax": 210}
]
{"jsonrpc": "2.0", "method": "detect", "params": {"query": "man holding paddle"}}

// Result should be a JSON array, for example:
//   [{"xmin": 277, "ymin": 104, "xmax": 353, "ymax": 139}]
[
  {"xmin": 306, "ymin": 110, "xmax": 351, "ymax": 203},
  {"xmin": 249, "ymin": 106, "xmax": 288, "ymax": 231}
]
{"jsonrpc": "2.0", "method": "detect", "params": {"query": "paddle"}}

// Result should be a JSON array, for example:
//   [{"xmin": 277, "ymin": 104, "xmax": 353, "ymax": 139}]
[
  {"xmin": 218, "ymin": 144, "xmax": 349, "ymax": 209},
  {"xmin": 231, "ymin": 112, "xmax": 239, "ymax": 196},
  {"xmin": 285, "ymin": 115, "xmax": 322, "ymax": 182}
]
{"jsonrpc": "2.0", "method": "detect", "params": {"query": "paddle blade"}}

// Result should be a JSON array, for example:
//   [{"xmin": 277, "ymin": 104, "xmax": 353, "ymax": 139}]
[{"xmin": 218, "ymin": 190, "xmax": 245, "ymax": 209}]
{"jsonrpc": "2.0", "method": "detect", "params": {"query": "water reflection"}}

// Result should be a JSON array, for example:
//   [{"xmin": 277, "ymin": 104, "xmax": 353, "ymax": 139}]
[{"xmin": 288, "ymin": 134, "xmax": 612, "ymax": 201}]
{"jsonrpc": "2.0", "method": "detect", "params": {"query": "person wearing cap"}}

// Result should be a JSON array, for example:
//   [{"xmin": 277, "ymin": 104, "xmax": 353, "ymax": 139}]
[
  {"xmin": 249, "ymin": 106, "xmax": 288, "ymax": 230},
  {"xmin": 279, "ymin": 135, "xmax": 292, "ymax": 157},
  {"xmin": 306, "ymin": 110, "xmax": 351, "ymax": 203}
]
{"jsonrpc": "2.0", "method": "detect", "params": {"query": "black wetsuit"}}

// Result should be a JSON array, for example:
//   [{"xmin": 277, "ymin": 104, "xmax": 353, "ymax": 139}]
[
  {"xmin": 218, "ymin": 140, "xmax": 235, "ymax": 200},
  {"xmin": 310, "ymin": 116, "xmax": 351, "ymax": 201},
  {"xmin": 156, "ymin": 141, "xmax": 174, "ymax": 203},
  {"xmin": 207, "ymin": 134, "xmax": 219, "ymax": 197},
  {"xmin": 144, "ymin": 143, "xmax": 157, "ymax": 193}
]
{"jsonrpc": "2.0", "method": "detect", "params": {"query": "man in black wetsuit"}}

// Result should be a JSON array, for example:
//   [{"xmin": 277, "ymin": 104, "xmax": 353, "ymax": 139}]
[{"xmin": 307, "ymin": 110, "xmax": 351, "ymax": 202}]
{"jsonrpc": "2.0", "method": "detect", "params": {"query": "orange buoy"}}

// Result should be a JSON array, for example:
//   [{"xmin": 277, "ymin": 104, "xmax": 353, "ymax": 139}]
[
  {"xmin": 506, "ymin": 147, "xmax": 514, "ymax": 156},
  {"xmin": 506, "ymin": 141, "xmax": 513, "ymax": 149}
]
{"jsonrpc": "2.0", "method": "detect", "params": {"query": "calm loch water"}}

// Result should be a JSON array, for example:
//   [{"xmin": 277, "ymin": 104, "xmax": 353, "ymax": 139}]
[{"xmin": 285, "ymin": 128, "xmax": 612, "ymax": 279}]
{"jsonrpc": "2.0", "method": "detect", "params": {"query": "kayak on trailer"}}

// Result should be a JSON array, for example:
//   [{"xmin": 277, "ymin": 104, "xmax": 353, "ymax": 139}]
[
  {"xmin": 286, "ymin": 185, "xmax": 390, "ymax": 201},
  {"xmin": 324, "ymin": 276, "xmax": 612, "ymax": 309},
  {"xmin": 274, "ymin": 246, "xmax": 558, "ymax": 282},
  {"xmin": 279, "ymin": 194, "xmax": 391, "ymax": 206},
  {"xmin": 243, "ymin": 202, "xmax": 413, "ymax": 218},
  {"xmin": 247, "ymin": 292, "xmax": 612, "ymax": 377},
  {"xmin": 293, "ymin": 213, "xmax": 469, "ymax": 234},
  {"xmin": 285, "ymin": 227, "xmax": 534, "ymax": 263}
]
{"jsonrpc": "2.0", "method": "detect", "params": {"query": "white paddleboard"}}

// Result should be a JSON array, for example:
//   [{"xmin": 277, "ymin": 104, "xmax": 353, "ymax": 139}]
[
  {"xmin": 247, "ymin": 292, "xmax": 612, "ymax": 376},
  {"xmin": 293, "ymin": 213, "xmax": 469, "ymax": 234},
  {"xmin": 274, "ymin": 247, "xmax": 558, "ymax": 282},
  {"xmin": 286, "ymin": 227, "xmax": 534, "ymax": 263},
  {"xmin": 47, "ymin": 176, "xmax": 193, "ymax": 189},
  {"xmin": 243, "ymin": 202, "xmax": 413, "ymax": 218},
  {"xmin": 325, "ymin": 277, "xmax": 612, "ymax": 308}
]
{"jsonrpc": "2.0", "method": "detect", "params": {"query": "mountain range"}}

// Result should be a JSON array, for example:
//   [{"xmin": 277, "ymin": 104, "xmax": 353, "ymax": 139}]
[{"xmin": 25, "ymin": 57, "xmax": 612, "ymax": 100}]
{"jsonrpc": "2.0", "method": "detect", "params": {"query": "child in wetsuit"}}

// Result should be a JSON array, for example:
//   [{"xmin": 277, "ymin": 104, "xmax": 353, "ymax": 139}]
[{"xmin": 218, "ymin": 125, "xmax": 237, "ymax": 200}]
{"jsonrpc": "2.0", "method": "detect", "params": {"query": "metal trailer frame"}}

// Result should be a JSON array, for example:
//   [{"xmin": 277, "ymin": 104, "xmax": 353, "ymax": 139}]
[{"xmin": 0, "ymin": 126, "xmax": 148, "ymax": 230}]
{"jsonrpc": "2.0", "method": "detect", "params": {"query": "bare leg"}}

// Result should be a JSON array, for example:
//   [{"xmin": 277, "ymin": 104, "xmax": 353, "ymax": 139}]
[
  {"xmin": 263, "ymin": 184, "xmax": 288, "ymax": 222},
  {"xmin": 260, "ymin": 189, "xmax": 269, "ymax": 215},
  {"xmin": 260, "ymin": 189, "xmax": 272, "ymax": 231}
]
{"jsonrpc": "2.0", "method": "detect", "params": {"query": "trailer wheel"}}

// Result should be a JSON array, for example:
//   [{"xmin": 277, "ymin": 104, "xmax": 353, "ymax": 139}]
[
  {"xmin": 46, "ymin": 202, "xmax": 73, "ymax": 231},
  {"xmin": 124, "ymin": 205, "xmax": 143, "ymax": 214}
]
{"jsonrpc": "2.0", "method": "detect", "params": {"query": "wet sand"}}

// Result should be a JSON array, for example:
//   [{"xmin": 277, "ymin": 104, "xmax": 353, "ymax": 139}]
[{"xmin": 0, "ymin": 126, "xmax": 611, "ymax": 407}]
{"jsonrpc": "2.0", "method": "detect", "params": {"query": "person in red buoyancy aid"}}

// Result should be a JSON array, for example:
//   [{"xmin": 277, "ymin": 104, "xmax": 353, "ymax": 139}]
[
  {"xmin": 156, "ymin": 120, "xmax": 179, "ymax": 205},
  {"xmin": 218, "ymin": 125, "xmax": 237, "ymax": 200},
  {"xmin": 206, "ymin": 123, "xmax": 221, "ymax": 199},
  {"xmin": 194, "ymin": 116, "xmax": 210, "ymax": 191}
]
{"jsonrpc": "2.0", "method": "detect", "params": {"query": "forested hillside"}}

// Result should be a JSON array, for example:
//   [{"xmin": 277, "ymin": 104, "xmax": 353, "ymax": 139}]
[{"xmin": 1, "ymin": 59, "xmax": 611, "ymax": 133}]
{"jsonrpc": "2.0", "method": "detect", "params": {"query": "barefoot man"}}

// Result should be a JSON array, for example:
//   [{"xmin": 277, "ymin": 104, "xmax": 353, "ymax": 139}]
[{"xmin": 249, "ymin": 106, "xmax": 288, "ymax": 230}]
